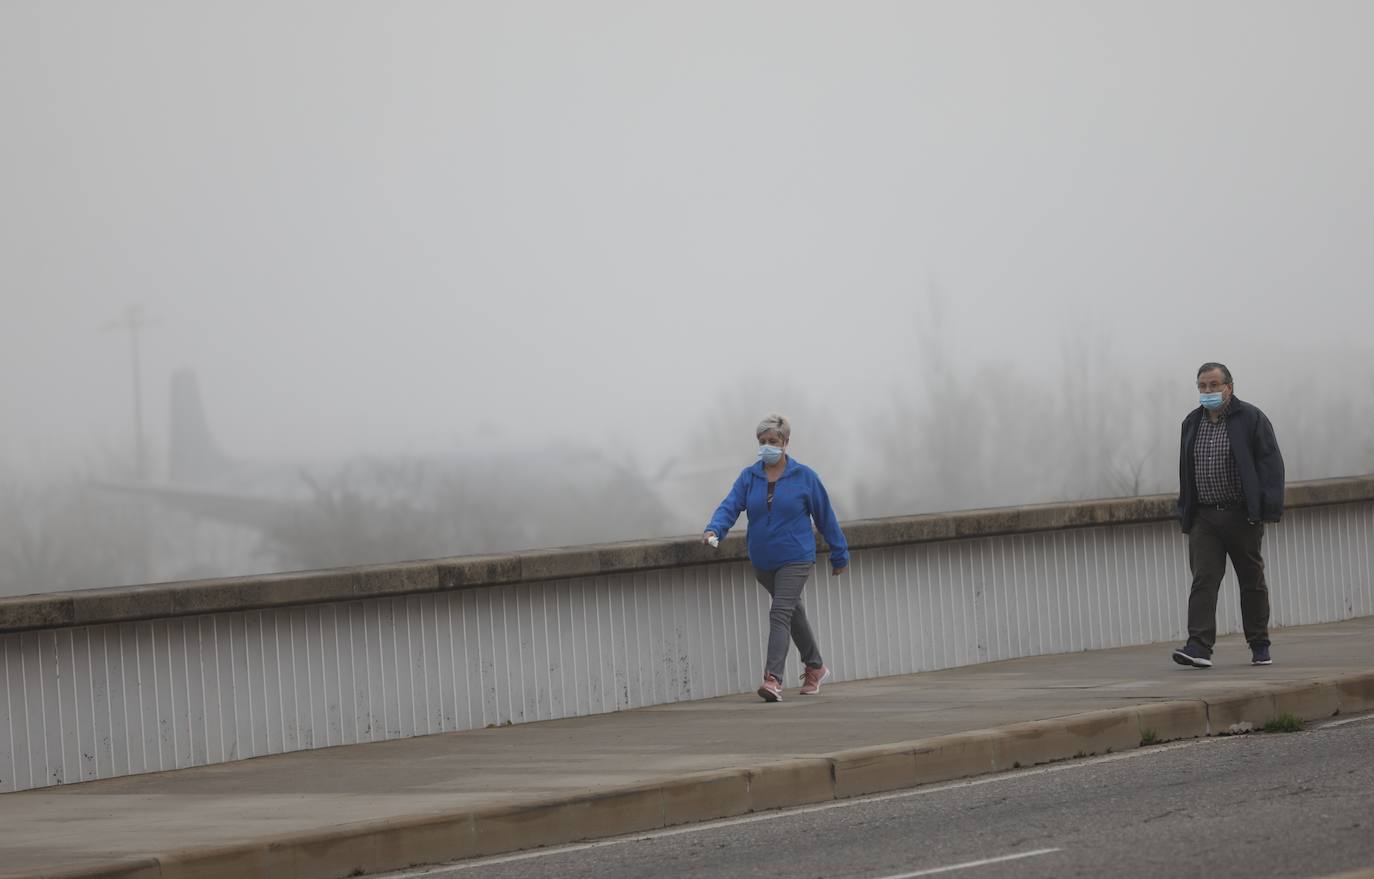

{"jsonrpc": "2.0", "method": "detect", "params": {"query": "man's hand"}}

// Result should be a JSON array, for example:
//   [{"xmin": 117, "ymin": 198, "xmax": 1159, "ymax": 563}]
[
  {"xmin": 831, "ymin": 565, "xmax": 847, "ymax": 576},
  {"xmin": 703, "ymin": 531, "xmax": 717, "ymax": 546}
]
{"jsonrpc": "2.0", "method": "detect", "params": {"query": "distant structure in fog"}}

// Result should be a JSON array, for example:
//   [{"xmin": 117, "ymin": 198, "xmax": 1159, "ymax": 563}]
[
  {"xmin": 168, "ymin": 369, "xmax": 236, "ymax": 484},
  {"xmin": 104, "ymin": 305, "xmax": 154, "ymax": 480},
  {"xmin": 101, "ymin": 368, "xmax": 678, "ymax": 578}
]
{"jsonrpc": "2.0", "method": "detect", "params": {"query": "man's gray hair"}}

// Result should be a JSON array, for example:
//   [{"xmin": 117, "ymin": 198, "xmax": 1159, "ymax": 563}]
[
  {"xmin": 756, "ymin": 413, "xmax": 791, "ymax": 443},
  {"xmin": 1197, "ymin": 362, "xmax": 1233, "ymax": 384}
]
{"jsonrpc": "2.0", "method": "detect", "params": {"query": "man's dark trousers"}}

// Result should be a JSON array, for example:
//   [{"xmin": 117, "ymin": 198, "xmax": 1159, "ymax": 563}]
[{"xmin": 1187, "ymin": 506, "xmax": 1271, "ymax": 654}]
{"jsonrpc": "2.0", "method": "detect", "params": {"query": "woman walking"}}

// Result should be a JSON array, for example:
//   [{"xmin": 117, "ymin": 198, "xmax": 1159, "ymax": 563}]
[{"xmin": 703, "ymin": 414, "xmax": 849, "ymax": 702}]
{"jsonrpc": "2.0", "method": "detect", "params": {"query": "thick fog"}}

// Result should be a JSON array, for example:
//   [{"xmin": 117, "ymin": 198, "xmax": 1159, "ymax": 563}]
[{"xmin": 2, "ymin": 2, "xmax": 1372, "ymax": 596}]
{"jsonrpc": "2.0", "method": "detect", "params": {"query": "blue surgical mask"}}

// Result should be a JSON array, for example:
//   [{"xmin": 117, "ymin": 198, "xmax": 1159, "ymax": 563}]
[
  {"xmin": 1200, "ymin": 392, "xmax": 1225, "ymax": 410},
  {"xmin": 758, "ymin": 444, "xmax": 784, "ymax": 465}
]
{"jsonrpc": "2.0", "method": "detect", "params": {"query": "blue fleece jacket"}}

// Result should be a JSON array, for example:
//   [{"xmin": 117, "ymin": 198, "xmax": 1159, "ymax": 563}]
[{"xmin": 705, "ymin": 458, "xmax": 849, "ymax": 571}]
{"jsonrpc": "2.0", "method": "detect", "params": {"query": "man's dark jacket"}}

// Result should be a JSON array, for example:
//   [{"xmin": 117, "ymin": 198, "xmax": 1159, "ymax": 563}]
[{"xmin": 1177, "ymin": 395, "xmax": 1285, "ymax": 533}]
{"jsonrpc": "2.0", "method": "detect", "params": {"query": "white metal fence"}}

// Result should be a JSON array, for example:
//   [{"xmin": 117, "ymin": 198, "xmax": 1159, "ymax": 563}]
[{"xmin": 2, "ymin": 499, "xmax": 1372, "ymax": 793}]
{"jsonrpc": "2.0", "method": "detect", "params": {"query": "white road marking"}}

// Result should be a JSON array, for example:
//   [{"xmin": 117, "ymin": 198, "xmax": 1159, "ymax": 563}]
[
  {"xmin": 876, "ymin": 847, "xmax": 1063, "ymax": 878},
  {"xmin": 377, "ymin": 739, "xmax": 1216, "ymax": 877},
  {"xmin": 1312, "ymin": 712, "xmax": 1374, "ymax": 729}
]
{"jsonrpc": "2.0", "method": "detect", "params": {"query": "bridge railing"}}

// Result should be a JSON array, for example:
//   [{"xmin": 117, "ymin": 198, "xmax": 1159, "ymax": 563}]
[{"xmin": 2, "ymin": 476, "xmax": 1371, "ymax": 793}]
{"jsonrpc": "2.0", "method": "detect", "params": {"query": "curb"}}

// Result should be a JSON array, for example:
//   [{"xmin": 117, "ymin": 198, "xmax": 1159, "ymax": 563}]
[{"xmin": 12, "ymin": 671, "xmax": 1374, "ymax": 879}]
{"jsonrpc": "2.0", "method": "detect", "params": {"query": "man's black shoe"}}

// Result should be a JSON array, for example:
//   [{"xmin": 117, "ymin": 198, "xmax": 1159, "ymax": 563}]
[{"xmin": 1171, "ymin": 643, "xmax": 1213, "ymax": 668}]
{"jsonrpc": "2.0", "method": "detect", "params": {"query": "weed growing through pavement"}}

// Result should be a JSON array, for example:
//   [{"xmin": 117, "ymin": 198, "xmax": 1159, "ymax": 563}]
[
  {"xmin": 1140, "ymin": 729, "xmax": 1158, "ymax": 746},
  {"xmin": 1263, "ymin": 713, "xmax": 1303, "ymax": 733}
]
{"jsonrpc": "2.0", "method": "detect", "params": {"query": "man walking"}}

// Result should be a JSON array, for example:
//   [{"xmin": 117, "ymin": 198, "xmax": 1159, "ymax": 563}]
[{"xmin": 1172, "ymin": 362, "xmax": 1285, "ymax": 669}]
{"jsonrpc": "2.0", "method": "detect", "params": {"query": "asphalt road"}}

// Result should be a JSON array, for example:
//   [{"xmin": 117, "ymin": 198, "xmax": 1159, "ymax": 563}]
[{"xmin": 382, "ymin": 713, "xmax": 1374, "ymax": 879}]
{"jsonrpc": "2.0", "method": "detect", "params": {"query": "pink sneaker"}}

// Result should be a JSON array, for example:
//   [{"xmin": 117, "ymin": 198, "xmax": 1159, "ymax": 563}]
[
  {"xmin": 757, "ymin": 673, "xmax": 783, "ymax": 702},
  {"xmin": 799, "ymin": 665, "xmax": 831, "ymax": 696}
]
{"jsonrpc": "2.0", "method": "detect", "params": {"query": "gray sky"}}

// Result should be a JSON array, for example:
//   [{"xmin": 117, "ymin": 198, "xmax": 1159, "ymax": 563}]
[{"xmin": 3, "ymin": 1, "xmax": 1372, "ymax": 477}]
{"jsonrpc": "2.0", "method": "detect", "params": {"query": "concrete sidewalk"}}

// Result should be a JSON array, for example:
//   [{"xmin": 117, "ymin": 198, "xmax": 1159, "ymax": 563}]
[{"xmin": 4, "ymin": 617, "xmax": 1372, "ymax": 879}]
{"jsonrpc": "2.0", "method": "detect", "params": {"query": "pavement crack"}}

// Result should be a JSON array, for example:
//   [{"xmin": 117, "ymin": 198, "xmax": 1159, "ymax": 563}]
[{"xmin": 965, "ymin": 797, "xmax": 1009, "ymax": 810}]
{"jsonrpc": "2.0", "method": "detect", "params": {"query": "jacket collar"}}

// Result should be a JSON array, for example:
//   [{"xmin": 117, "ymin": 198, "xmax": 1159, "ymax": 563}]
[{"xmin": 754, "ymin": 456, "xmax": 802, "ymax": 479}]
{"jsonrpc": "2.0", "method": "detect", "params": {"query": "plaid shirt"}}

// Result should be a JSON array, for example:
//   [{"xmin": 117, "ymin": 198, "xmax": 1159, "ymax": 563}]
[{"xmin": 1194, "ymin": 399, "xmax": 1243, "ymax": 506}]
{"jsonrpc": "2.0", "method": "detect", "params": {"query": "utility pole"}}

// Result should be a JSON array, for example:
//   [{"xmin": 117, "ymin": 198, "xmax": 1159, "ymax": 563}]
[{"xmin": 107, "ymin": 305, "xmax": 153, "ymax": 480}]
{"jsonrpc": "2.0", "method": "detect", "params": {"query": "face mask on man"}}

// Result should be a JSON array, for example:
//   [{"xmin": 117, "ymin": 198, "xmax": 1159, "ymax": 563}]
[
  {"xmin": 758, "ymin": 444, "xmax": 784, "ymax": 466},
  {"xmin": 1200, "ymin": 392, "xmax": 1225, "ymax": 410}
]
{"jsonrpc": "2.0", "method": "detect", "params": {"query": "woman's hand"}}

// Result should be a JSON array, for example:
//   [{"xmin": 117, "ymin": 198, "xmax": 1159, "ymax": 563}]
[
  {"xmin": 831, "ymin": 565, "xmax": 847, "ymax": 576},
  {"xmin": 703, "ymin": 531, "xmax": 718, "ymax": 545}
]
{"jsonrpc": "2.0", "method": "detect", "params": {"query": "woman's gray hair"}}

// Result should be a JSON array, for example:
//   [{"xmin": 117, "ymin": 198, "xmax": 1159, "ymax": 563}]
[{"xmin": 755, "ymin": 413, "xmax": 791, "ymax": 443}]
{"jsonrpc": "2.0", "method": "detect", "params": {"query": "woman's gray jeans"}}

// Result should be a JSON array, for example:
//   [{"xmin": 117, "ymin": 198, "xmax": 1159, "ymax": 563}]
[{"xmin": 754, "ymin": 562, "xmax": 823, "ymax": 681}]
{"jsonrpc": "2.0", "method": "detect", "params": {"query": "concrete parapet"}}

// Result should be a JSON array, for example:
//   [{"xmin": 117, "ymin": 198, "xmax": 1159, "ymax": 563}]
[
  {"xmin": 517, "ymin": 548, "xmax": 603, "ymax": 582},
  {"xmin": 435, "ymin": 554, "xmax": 521, "ymax": 589},
  {"xmin": 0, "ymin": 593, "xmax": 75, "ymax": 631},
  {"xmin": 5, "ymin": 475, "xmax": 1372, "ymax": 635}
]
